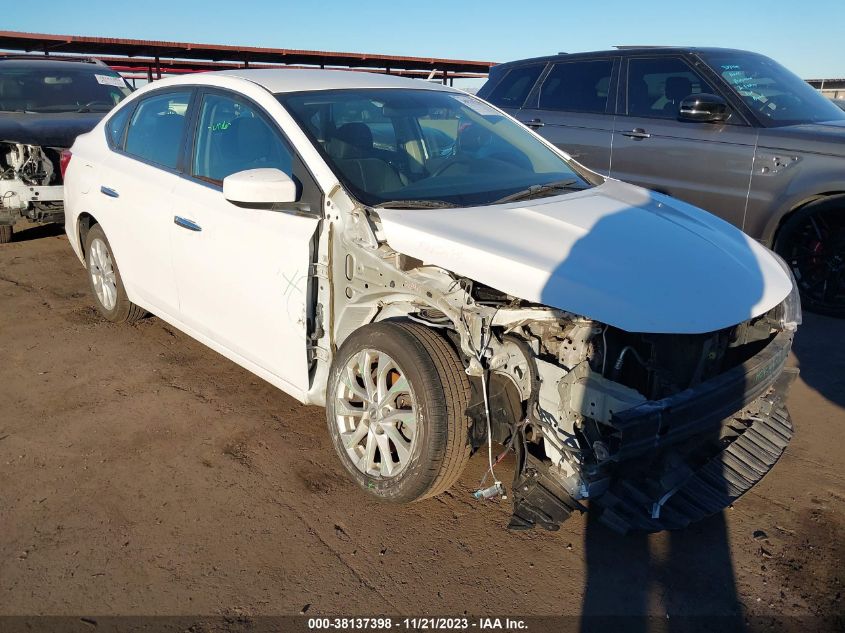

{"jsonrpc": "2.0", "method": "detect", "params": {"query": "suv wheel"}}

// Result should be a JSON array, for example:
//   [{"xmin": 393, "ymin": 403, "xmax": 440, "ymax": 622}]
[
  {"xmin": 775, "ymin": 199, "xmax": 845, "ymax": 318},
  {"xmin": 326, "ymin": 321, "xmax": 471, "ymax": 503},
  {"xmin": 84, "ymin": 224, "xmax": 146, "ymax": 323},
  {"xmin": 0, "ymin": 225, "xmax": 12, "ymax": 244}
]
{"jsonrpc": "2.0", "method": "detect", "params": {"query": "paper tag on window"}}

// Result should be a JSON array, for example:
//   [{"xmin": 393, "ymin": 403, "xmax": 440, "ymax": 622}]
[
  {"xmin": 95, "ymin": 74, "xmax": 126, "ymax": 87},
  {"xmin": 453, "ymin": 94, "xmax": 501, "ymax": 117}
]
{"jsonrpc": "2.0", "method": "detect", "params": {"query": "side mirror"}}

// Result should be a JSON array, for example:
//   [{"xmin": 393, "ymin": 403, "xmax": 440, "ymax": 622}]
[
  {"xmin": 678, "ymin": 93, "xmax": 730, "ymax": 123},
  {"xmin": 223, "ymin": 168, "xmax": 297, "ymax": 206}
]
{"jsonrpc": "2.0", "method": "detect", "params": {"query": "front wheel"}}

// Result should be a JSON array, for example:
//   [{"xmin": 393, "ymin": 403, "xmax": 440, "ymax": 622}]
[
  {"xmin": 84, "ymin": 224, "xmax": 146, "ymax": 323},
  {"xmin": 775, "ymin": 199, "xmax": 845, "ymax": 318},
  {"xmin": 326, "ymin": 321, "xmax": 472, "ymax": 503},
  {"xmin": 0, "ymin": 225, "xmax": 12, "ymax": 244}
]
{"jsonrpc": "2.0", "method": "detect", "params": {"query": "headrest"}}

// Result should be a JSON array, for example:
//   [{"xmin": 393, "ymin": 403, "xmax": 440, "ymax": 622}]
[{"xmin": 665, "ymin": 76, "xmax": 692, "ymax": 102}]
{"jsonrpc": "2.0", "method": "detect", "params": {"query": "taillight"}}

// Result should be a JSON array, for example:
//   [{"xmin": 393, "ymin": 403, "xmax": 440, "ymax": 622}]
[{"xmin": 59, "ymin": 150, "xmax": 72, "ymax": 180}]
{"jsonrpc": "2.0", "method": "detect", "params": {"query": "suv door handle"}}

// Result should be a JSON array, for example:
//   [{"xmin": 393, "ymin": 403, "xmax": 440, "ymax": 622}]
[
  {"xmin": 100, "ymin": 186, "xmax": 119, "ymax": 198},
  {"xmin": 621, "ymin": 128, "xmax": 651, "ymax": 140},
  {"xmin": 174, "ymin": 216, "xmax": 202, "ymax": 232},
  {"xmin": 521, "ymin": 118, "xmax": 545, "ymax": 128}
]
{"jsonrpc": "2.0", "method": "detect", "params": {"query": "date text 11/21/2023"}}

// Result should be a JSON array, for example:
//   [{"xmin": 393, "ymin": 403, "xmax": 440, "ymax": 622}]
[{"xmin": 307, "ymin": 617, "xmax": 528, "ymax": 630}]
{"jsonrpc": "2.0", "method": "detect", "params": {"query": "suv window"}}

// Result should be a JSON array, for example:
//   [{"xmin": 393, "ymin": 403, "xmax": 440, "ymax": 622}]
[
  {"xmin": 124, "ymin": 91, "xmax": 191, "ymax": 169},
  {"xmin": 626, "ymin": 57, "xmax": 715, "ymax": 119},
  {"xmin": 192, "ymin": 92, "xmax": 293, "ymax": 183},
  {"xmin": 486, "ymin": 64, "xmax": 544, "ymax": 108},
  {"xmin": 539, "ymin": 59, "xmax": 613, "ymax": 113},
  {"xmin": 700, "ymin": 51, "xmax": 845, "ymax": 126}
]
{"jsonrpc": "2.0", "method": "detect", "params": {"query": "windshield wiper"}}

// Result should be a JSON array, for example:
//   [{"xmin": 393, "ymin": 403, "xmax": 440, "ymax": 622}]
[
  {"xmin": 374, "ymin": 200, "xmax": 458, "ymax": 209},
  {"xmin": 493, "ymin": 179, "xmax": 583, "ymax": 204}
]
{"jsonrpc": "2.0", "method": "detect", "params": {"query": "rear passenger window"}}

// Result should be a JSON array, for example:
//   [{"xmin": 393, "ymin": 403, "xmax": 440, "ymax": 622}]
[
  {"xmin": 538, "ymin": 60, "xmax": 613, "ymax": 113},
  {"xmin": 124, "ymin": 91, "xmax": 191, "ymax": 169},
  {"xmin": 105, "ymin": 104, "xmax": 132, "ymax": 149},
  {"xmin": 486, "ymin": 65, "xmax": 544, "ymax": 108},
  {"xmin": 626, "ymin": 57, "xmax": 715, "ymax": 119},
  {"xmin": 192, "ymin": 92, "xmax": 293, "ymax": 183}
]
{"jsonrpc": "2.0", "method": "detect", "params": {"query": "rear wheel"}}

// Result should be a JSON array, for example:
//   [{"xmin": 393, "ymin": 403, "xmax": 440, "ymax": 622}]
[
  {"xmin": 0, "ymin": 225, "xmax": 12, "ymax": 244},
  {"xmin": 775, "ymin": 199, "xmax": 845, "ymax": 318},
  {"xmin": 84, "ymin": 224, "xmax": 145, "ymax": 323},
  {"xmin": 326, "ymin": 321, "xmax": 471, "ymax": 503}
]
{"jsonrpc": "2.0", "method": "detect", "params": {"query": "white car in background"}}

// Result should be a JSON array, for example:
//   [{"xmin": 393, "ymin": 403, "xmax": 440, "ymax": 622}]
[{"xmin": 63, "ymin": 69, "xmax": 800, "ymax": 534}]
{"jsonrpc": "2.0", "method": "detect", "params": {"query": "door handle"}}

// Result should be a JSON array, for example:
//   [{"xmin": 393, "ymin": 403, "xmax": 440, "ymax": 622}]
[
  {"xmin": 100, "ymin": 186, "xmax": 119, "ymax": 198},
  {"xmin": 521, "ymin": 118, "xmax": 545, "ymax": 129},
  {"xmin": 621, "ymin": 128, "xmax": 651, "ymax": 140},
  {"xmin": 174, "ymin": 216, "xmax": 202, "ymax": 232}
]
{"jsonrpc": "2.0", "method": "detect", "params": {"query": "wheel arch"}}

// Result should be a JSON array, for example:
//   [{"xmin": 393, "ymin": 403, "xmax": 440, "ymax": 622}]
[
  {"xmin": 76, "ymin": 212, "xmax": 99, "ymax": 262},
  {"xmin": 768, "ymin": 191, "xmax": 845, "ymax": 249}
]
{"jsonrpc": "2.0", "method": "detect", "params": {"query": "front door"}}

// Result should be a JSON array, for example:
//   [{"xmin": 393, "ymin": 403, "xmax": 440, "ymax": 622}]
[
  {"xmin": 610, "ymin": 56, "xmax": 758, "ymax": 228},
  {"xmin": 169, "ymin": 89, "xmax": 321, "ymax": 394}
]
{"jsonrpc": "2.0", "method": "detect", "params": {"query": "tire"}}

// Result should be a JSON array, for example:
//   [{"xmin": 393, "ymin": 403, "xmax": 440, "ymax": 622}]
[
  {"xmin": 326, "ymin": 320, "xmax": 472, "ymax": 503},
  {"xmin": 0, "ymin": 225, "xmax": 12, "ymax": 244},
  {"xmin": 84, "ymin": 223, "xmax": 145, "ymax": 323},
  {"xmin": 774, "ymin": 199, "xmax": 845, "ymax": 318}
]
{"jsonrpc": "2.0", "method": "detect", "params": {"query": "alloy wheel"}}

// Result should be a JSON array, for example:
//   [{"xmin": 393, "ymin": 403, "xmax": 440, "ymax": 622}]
[
  {"xmin": 88, "ymin": 237, "xmax": 118, "ymax": 311},
  {"xmin": 334, "ymin": 349, "xmax": 418, "ymax": 478}
]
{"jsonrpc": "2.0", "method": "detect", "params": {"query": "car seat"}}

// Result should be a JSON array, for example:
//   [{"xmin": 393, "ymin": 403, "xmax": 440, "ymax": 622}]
[{"xmin": 663, "ymin": 76, "xmax": 692, "ymax": 117}]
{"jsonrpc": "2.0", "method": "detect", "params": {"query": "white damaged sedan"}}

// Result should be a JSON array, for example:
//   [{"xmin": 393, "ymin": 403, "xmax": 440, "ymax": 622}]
[{"xmin": 63, "ymin": 70, "xmax": 801, "ymax": 533}]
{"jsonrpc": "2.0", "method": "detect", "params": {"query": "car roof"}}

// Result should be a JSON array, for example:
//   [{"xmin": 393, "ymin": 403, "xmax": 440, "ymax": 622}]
[
  {"xmin": 0, "ymin": 57, "xmax": 113, "ymax": 72},
  {"xmin": 492, "ymin": 46, "xmax": 761, "ymax": 68},
  {"xmin": 214, "ymin": 68, "xmax": 461, "ymax": 94}
]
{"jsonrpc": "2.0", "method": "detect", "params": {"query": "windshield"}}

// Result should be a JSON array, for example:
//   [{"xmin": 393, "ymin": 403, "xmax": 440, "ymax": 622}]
[
  {"xmin": 0, "ymin": 66, "xmax": 131, "ymax": 113},
  {"xmin": 701, "ymin": 52, "xmax": 845, "ymax": 127},
  {"xmin": 278, "ymin": 88, "xmax": 589, "ymax": 207}
]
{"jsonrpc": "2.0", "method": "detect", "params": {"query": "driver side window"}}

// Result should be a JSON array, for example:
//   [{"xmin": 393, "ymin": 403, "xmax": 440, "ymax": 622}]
[
  {"xmin": 626, "ymin": 57, "xmax": 715, "ymax": 119},
  {"xmin": 192, "ymin": 92, "xmax": 293, "ymax": 184}
]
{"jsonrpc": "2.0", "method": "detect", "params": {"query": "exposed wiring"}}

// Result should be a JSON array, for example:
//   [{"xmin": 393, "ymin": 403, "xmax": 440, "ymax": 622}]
[
  {"xmin": 470, "ymin": 310, "xmax": 505, "ymax": 501},
  {"xmin": 611, "ymin": 345, "xmax": 648, "ymax": 379}
]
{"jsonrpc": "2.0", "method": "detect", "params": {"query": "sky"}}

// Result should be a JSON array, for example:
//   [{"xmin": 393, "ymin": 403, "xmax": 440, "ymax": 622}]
[{"xmin": 5, "ymin": 0, "xmax": 844, "ymax": 83}]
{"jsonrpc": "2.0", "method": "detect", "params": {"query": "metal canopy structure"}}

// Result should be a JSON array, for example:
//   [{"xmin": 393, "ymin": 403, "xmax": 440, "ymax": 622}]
[{"xmin": 0, "ymin": 31, "xmax": 494, "ymax": 83}]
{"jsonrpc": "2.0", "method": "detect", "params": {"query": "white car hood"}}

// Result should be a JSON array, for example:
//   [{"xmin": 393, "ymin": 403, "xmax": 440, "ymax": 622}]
[{"xmin": 376, "ymin": 179, "xmax": 793, "ymax": 334}]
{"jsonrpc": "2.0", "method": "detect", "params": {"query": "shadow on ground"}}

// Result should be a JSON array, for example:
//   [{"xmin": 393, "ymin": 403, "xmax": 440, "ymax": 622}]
[
  {"xmin": 790, "ymin": 312, "xmax": 845, "ymax": 409},
  {"xmin": 8, "ymin": 222, "xmax": 65, "ymax": 243}
]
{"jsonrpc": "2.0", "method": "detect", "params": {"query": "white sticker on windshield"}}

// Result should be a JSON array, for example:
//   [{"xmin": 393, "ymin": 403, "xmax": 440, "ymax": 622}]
[
  {"xmin": 453, "ymin": 94, "xmax": 501, "ymax": 117},
  {"xmin": 95, "ymin": 74, "xmax": 126, "ymax": 87}
]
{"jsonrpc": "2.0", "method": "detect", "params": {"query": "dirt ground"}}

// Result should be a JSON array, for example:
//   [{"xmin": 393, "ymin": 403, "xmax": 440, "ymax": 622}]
[{"xmin": 1, "ymin": 222, "xmax": 843, "ymax": 626}]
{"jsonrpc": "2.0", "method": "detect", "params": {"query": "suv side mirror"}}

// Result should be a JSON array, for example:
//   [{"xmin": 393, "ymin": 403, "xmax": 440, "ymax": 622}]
[
  {"xmin": 678, "ymin": 93, "xmax": 730, "ymax": 123},
  {"xmin": 223, "ymin": 168, "xmax": 297, "ymax": 206}
]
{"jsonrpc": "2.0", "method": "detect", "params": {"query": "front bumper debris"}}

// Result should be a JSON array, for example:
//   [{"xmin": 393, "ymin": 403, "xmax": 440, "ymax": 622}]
[
  {"xmin": 508, "ymin": 331, "xmax": 797, "ymax": 533},
  {"xmin": 595, "ymin": 367, "xmax": 797, "ymax": 533}
]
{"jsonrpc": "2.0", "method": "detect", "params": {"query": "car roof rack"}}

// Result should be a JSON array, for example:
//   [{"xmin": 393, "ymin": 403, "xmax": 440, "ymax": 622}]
[{"xmin": 0, "ymin": 54, "xmax": 108, "ymax": 66}]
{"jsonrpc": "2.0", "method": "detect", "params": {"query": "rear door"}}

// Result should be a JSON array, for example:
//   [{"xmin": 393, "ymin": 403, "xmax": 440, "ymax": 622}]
[
  {"xmin": 610, "ymin": 55, "xmax": 758, "ymax": 227},
  {"xmin": 169, "ymin": 88, "xmax": 321, "ymax": 394},
  {"xmin": 96, "ymin": 89, "xmax": 194, "ymax": 316},
  {"xmin": 516, "ymin": 57, "xmax": 618, "ymax": 175},
  {"xmin": 480, "ymin": 63, "xmax": 547, "ymax": 115}
]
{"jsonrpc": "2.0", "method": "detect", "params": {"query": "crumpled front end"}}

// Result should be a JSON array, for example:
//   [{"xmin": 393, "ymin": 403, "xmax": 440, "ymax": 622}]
[
  {"xmin": 505, "ymin": 298, "xmax": 800, "ymax": 534},
  {"xmin": 327, "ymin": 195, "xmax": 801, "ymax": 535},
  {"xmin": 0, "ymin": 141, "xmax": 65, "ymax": 226}
]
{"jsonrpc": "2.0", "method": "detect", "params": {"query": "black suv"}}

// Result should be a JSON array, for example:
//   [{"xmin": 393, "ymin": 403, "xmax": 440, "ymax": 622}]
[
  {"xmin": 0, "ymin": 56, "xmax": 131, "ymax": 243},
  {"xmin": 479, "ymin": 48, "xmax": 845, "ymax": 316}
]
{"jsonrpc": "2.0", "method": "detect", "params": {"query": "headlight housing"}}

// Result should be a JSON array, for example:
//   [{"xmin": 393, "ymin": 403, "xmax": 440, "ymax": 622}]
[{"xmin": 770, "ymin": 252, "xmax": 802, "ymax": 332}]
